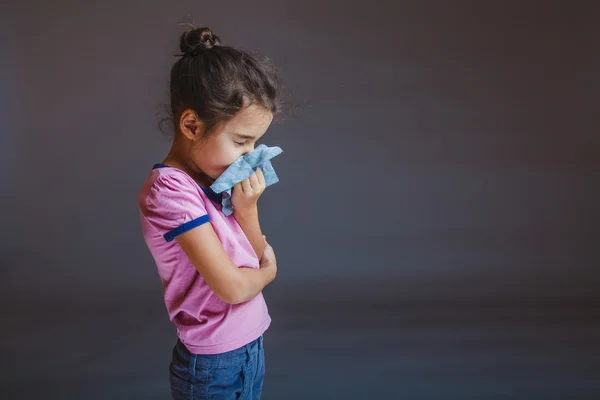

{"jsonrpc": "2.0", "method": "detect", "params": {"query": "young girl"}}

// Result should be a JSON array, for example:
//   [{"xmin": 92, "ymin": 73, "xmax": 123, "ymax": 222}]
[{"xmin": 138, "ymin": 25, "xmax": 281, "ymax": 399}]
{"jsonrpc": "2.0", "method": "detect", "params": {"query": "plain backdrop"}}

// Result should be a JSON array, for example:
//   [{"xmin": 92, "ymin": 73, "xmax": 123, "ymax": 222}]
[{"xmin": 1, "ymin": 1, "xmax": 599, "ymax": 399}]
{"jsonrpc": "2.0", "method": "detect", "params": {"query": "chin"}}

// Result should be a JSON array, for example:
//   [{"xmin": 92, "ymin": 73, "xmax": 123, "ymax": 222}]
[
  {"xmin": 215, "ymin": 167, "xmax": 228, "ymax": 177},
  {"xmin": 205, "ymin": 172, "xmax": 220, "ymax": 182}
]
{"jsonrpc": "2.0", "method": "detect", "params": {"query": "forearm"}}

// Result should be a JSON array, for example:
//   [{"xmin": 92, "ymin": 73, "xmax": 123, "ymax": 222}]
[
  {"xmin": 234, "ymin": 207, "xmax": 265, "ymax": 260},
  {"xmin": 230, "ymin": 266, "xmax": 275, "ymax": 304}
]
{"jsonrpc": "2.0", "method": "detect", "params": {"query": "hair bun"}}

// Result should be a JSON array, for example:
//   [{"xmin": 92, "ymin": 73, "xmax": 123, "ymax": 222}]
[{"xmin": 180, "ymin": 26, "xmax": 221, "ymax": 56}]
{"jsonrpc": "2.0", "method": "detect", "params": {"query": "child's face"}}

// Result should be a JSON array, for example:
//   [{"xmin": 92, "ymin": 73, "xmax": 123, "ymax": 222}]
[{"xmin": 191, "ymin": 104, "xmax": 273, "ymax": 180}]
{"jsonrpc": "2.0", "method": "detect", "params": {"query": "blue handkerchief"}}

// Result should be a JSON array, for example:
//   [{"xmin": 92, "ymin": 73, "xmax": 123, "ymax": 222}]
[{"xmin": 209, "ymin": 144, "xmax": 283, "ymax": 216}]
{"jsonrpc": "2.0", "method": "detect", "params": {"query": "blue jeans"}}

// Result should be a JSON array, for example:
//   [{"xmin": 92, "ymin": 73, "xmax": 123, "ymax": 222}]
[{"xmin": 169, "ymin": 336, "xmax": 265, "ymax": 400}]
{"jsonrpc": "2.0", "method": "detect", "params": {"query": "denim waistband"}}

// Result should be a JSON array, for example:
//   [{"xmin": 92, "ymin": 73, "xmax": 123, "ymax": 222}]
[{"xmin": 175, "ymin": 335, "xmax": 263, "ymax": 369}]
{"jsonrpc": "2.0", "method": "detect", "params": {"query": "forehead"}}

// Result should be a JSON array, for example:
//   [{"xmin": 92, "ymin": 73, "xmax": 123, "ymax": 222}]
[{"xmin": 224, "ymin": 104, "xmax": 273, "ymax": 135}]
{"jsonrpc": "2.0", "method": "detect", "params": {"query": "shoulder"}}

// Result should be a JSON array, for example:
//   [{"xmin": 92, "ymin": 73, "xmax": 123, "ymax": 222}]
[{"xmin": 139, "ymin": 168, "xmax": 206, "ymax": 215}]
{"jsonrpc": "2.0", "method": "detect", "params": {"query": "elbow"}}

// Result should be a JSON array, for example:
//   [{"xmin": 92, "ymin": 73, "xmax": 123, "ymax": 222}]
[
  {"xmin": 224, "ymin": 296, "xmax": 246, "ymax": 305},
  {"xmin": 215, "ymin": 277, "xmax": 248, "ymax": 305},
  {"xmin": 216, "ymin": 291, "xmax": 244, "ymax": 305}
]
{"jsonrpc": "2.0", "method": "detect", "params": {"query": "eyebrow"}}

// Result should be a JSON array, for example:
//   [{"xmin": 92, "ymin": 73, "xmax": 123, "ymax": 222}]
[{"xmin": 232, "ymin": 133, "xmax": 257, "ymax": 140}]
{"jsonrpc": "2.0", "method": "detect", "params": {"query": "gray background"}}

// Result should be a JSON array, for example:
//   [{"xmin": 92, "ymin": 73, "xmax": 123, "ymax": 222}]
[{"xmin": 1, "ymin": 0, "xmax": 599, "ymax": 399}]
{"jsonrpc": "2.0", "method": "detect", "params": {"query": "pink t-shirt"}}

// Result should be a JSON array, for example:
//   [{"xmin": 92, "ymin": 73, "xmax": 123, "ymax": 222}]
[{"xmin": 138, "ymin": 164, "xmax": 271, "ymax": 354}]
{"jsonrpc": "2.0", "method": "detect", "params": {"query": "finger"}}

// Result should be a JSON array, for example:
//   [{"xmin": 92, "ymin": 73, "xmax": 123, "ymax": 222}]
[
  {"xmin": 241, "ymin": 177, "xmax": 252, "ymax": 193},
  {"xmin": 255, "ymin": 167, "xmax": 266, "ymax": 187},
  {"xmin": 249, "ymin": 171, "xmax": 259, "ymax": 188},
  {"xmin": 262, "ymin": 243, "xmax": 272, "ymax": 257},
  {"xmin": 233, "ymin": 182, "xmax": 242, "ymax": 193}
]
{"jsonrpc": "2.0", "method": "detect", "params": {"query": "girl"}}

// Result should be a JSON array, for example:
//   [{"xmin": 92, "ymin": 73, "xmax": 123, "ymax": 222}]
[{"xmin": 138, "ymin": 25, "xmax": 281, "ymax": 399}]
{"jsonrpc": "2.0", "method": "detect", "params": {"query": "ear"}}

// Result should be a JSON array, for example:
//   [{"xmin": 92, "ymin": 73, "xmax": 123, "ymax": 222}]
[{"xmin": 179, "ymin": 109, "xmax": 206, "ymax": 140}]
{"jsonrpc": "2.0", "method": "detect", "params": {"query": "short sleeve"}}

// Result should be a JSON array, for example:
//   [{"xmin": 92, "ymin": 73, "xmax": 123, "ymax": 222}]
[{"xmin": 140, "ymin": 173, "xmax": 210, "ymax": 242}]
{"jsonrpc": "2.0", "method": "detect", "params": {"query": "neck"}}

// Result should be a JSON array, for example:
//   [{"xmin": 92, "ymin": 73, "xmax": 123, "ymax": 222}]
[{"xmin": 163, "ymin": 140, "xmax": 214, "ymax": 188}]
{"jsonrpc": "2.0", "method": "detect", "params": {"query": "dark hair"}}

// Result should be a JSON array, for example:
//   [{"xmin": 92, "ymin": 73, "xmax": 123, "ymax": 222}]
[{"xmin": 169, "ymin": 25, "xmax": 282, "ymax": 136}]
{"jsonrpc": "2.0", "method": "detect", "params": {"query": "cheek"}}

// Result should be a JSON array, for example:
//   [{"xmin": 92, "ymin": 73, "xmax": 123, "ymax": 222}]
[
  {"xmin": 200, "ymin": 143, "xmax": 239, "ymax": 171},
  {"xmin": 219, "ymin": 152, "xmax": 241, "ymax": 169},
  {"xmin": 216, "ymin": 143, "xmax": 241, "ymax": 164}
]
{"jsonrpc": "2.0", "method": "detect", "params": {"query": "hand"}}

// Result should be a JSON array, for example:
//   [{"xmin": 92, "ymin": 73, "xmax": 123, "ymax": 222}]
[
  {"xmin": 260, "ymin": 235, "xmax": 277, "ymax": 281},
  {"xmin": 231, "ymin": 168, "xmax": 266, "ymax": 215}
]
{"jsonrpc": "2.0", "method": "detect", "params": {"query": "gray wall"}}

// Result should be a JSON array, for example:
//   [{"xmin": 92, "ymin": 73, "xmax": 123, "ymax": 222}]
[
  {"xmin": 2, "ymin": 0, "xmax": 598, "ymax": 299},
  {"xmin": 2, "ymin": 1, "xmax": 599, "ymax": 399}
]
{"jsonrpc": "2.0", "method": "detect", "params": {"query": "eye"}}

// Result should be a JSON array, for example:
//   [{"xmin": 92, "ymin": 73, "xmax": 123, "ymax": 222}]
[{"xmin": 235, "ymin": 141, "xmax": 247, "ymax": 146}]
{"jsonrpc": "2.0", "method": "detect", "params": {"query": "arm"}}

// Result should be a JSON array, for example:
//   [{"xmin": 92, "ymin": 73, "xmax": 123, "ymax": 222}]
[
  {"xmin": 231, "ymin": 167, "xmax": 268, "ymax": 260},
  {"xmin": 176, "ymin": 222, "xmax": 276, "ymax": 304},
  {"xmin": 234, "ymin": 206, "xmax": 265, "ymax": 260}
]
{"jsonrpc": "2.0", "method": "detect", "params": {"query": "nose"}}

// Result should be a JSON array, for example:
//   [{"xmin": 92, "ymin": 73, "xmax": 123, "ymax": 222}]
[{"xmin": 243, "ymin": 144, "xmax": 255, "ymax": 155}]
